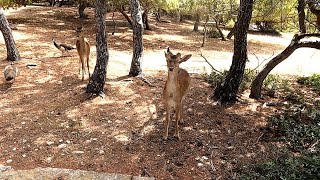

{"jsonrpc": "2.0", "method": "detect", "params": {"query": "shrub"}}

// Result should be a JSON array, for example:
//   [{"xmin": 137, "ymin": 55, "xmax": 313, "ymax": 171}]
[
  {"xmin": 238, "ymin": 105, "xmax": 320, "ymax": 179},
  {"xmin": 297, "ymin": 74, "xmax": 320, "ymax": 91}
]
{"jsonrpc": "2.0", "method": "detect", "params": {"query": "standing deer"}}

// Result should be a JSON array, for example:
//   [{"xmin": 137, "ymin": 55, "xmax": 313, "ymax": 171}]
[
  {"xmin": 75, "ymin": 27, "xmax": 90, "ymax": 81},
  {"xmin": 163, "ymin": 47, "xmax": 192, "ymax": 140}
]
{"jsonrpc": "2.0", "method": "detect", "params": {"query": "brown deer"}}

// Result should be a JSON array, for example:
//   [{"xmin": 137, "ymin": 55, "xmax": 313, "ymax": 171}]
[
  {"xmin": 75, "ymin": 27, "xmax": 90, "ymax": 81},
  {"xmin": 163, "ymin": 47, "xmax": 192, "ymax": 140}
]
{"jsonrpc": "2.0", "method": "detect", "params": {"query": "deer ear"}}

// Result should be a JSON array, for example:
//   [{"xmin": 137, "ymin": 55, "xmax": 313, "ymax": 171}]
[{"xmin": 179, "ymin": 54, "xmax": 192, "ymax": 63}]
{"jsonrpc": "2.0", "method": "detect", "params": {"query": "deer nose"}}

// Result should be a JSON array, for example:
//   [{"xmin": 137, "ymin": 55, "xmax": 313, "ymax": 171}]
[{"xmin": 169, "ymin": 67, "xmax": 174, "ymax": 71}]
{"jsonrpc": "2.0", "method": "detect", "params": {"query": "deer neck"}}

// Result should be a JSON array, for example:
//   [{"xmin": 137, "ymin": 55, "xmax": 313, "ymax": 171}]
[{"xmin": 166, "ymin": 67, "xmax": 180, "ymax": 87}]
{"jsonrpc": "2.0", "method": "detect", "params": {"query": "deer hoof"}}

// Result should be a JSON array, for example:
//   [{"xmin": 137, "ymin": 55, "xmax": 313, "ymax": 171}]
[{"xmin": 173, "ymin": 132, "xmax": 181, "ymax": 141}]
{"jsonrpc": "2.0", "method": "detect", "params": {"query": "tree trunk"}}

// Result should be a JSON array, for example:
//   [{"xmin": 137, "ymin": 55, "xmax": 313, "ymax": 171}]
[
  {"xmin": 117, "ymin": 7, "xmax": 133, "ymax": 28},
  {"xmin": 298, "ymin": 0, "xmax": 306, "ymax": 33},
  {"xmin": 142, "ymin": 9, "xmax": 151, "ymax": 30},
  {"xmin": 227, "ymin": 25, "xmax": 235, "ymax": 39},
  {"xmin": 250, "ymin": 33, "xmax": 320, "ymax": 99},
  {"xmin": 213, "ymin": 0, "xmax": 254, "ymax": 103},
  {"xmin": 0, "ymin": 9, "xmax": 20, "ymax": 61},
  {"xmin": 307, "ymin": 0, "xmax": 320, "ymax": 29},
  {"xmin": 78, "ymin": 0, "xmax": 87, "ymax": 19},
  {"xmin": 129, "ymin": 0, "xmax": 143, "ymax": 77},
  {"xmin": 86, "ymin": 0, "xmax": 108, "ymax": 94},
  {"xmin": 193, "ymin": 12, "xmax": 200, "ymax": 32},
  {"xmin": 201, "ymin": 15, "xmax": 209, "ymax": 47},
  {"xmin": 155, "ymin": 8, "xmax": 161, "ymax": 23},
  {"xmin": 213, "ymin": 17, "xmax": 226, "ymax": 41}
]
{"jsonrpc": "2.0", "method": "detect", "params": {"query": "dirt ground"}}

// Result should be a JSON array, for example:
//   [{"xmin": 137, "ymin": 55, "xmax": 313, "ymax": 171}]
[{"xmin": 0, "ymin": 5, "xmax": 313, "ymax": 179}]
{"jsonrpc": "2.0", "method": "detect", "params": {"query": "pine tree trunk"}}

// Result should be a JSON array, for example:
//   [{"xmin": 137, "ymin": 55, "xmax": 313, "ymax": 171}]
[
  {"xmin": 250, "ymin": 34, "xmax": 320, "ymax": 99},
  {"xmin": 78, "ymin": 0, "xmax": 87, "ymax": 19},
  {"xmin": 227, "ymin": 25, "xmax": 235, "ymax": 39},
  {"xmin": 193, "ymin": 12, "xmax": 200, "ymax": 32},
  {"xmin": 142, "ymin": 9, "xmax": 151, "ymax": 30},
  {"xmin": 86, "ymin": 0, "xmax": 108, "ymax": 94},
  {"xmin": 129, "ymin": 0, "xmax": 143, "ymax": 77},
  {"xmin": 117, "ymin": 7, "xmax": 133, "ymax": 28},
  {"xmin": 0, "ymin": 8, "xmax": 20, "ymax": 61},
  {"xmin": 213, "ymin": 0, "xmax": 254, "ymax": 103},
  {"xmin": 298, "ymin": 0, "xmax": 306, "ymax": 33}
]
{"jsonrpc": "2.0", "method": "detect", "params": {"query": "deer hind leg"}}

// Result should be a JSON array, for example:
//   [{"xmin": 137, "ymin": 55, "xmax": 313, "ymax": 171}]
[
  {"xmin": 174, "ymin": 103, "xmax": 182, "ymax": 140},
  {"xmin": 164, "ymin": 103, "xmax": 171, "ymax": 140}
]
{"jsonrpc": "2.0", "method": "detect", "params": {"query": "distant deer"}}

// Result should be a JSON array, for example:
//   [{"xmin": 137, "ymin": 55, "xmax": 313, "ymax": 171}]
[
  {"xmin": 163, "ymin": 47, "xmax": 192, "ymax": 140},
  {"xmin": 75, "ymin": 27, "xmax": 90, "ymax": 81},
  {"xmin": 4, "ymin": 62, "xmax": 18, "ymax": 83}
]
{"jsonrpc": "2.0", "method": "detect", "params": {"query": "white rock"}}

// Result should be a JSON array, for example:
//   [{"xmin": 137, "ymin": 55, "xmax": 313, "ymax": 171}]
[
  {"xmin": 6, "ymin": 159, "xmax": 12, "ymax": 164},
  {"xmin": 202, "ymin": 156, "xmax": 209, "ymax": 160},
  {"xmin": 59, "ymin": 139, "xmax": 64, "ymax": 143},
  {"xmin": 22, "ymin": 154, "xmax": 27, "ymax": 158},
  {"xmin": 12, "ymin": 148, "xmax": 16, "ymax": 151},
  {"xmin": 58, "ymin": 144, "xmax": 67, "ymax": 149},
  {"xmin": 197, "ymin": 163, "xmax": 204, "ymax": 167},
  {"xmin": 46, "ymin": 141, "xmax": 54, "ymax": 146},
  {"xmin": 46, "ymin": 157, "xmax": 53, "ymax": 163},
  {"xmin": 99, "ymin": 150, "xmax": 105, "ymax": 155},
  {"xmin": 66, "ymin": 140, "xmax": 71, "ymax": 144},
  {"xmin": 72, "ymin": 151, "xmax": 84, "ymax": 154},
  {"xmin": 21, "ymin": 122, "xmax": 26, "ymax": 125}
]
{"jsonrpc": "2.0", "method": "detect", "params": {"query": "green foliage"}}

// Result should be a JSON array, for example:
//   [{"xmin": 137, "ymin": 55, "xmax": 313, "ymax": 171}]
[
  {"xmin": 269, "ymin": 108, "xmax": 320, "ymax": 151},
  {"xmin": 240, "ymin": 151, "xmax": 320, "ymax": 179},
  {"xmin": 297, "ymin": 74, "xmax": 320, "ymax": 91},
  {"xmin": 263, "ymin": 74, "xmax": 291, "ymax": 93},
  {"xmin": 206, "ymin": 27, "xmax": 220, "ymax": 38},
  {"xmin": 239, "ymin": 104, "xmax": 320, "ymax": 179},
  {"xmin": 207, "ymin": 69, "xmax": 257, "ymax": 92}
]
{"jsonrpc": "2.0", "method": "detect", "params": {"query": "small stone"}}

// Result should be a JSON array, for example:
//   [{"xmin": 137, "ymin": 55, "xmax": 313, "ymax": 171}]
[
  {"xmin": 46, "ymin": 141, "xmax": 54, "ymax": 146},
  {"xmin": 0, "ymin": 164, "xmax": 12, "ymax": 172},
  {"xmin": 72, "ymin": 150, "xmax": 84, "ymax": 154},
  {"xmin": 21, "ymin": 122, "xmax": 26, "ymax": 125},
  {"xmin": 22, "ymin": 154, "xmax": 27, "ymax": 158},
  {"xmin": 58, "ymin": 143, "xmax": 67, "ymax": 149},
  {"xmin": 197, "ymin": 163, "xmax": 204, "ymax": 167},
  {"xmin": 202, "ymin": 156, "xmax": 209, "ymax": 160},
  {"xmin": 59, "ymin": 139, "xmax": 64, "ymax": 143},
  {"xmin": 66, "ymin": 140, "xmax": 71, "ymax": 144},
  {"xmin": 46, "ymin": 157, "xmax": 53, "ymax": 163},
  {"xmin": 99, "ymin": 150, "xmax": 105, "ymax": 155},
  {"xmin": 12, "ymin": 147, "xmax": 17, "ymax": 151},
  {"xmin": 6, "ymin": 159, "xmax": 12, "ymax": 164}
]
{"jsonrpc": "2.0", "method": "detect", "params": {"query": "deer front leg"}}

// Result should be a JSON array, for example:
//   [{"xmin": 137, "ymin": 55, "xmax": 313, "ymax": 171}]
[
  {"xmin": 164, "ymin": 104, "xmax": 171, "ymax": 140},
  {"xmin": 174, "ymin": 103, "xmax": 181, "ymax": 140}
]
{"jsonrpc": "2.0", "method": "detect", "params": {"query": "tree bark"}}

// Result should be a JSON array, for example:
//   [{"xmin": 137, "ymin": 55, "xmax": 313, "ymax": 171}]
[
  {"xmin": 250, "ymin": 33, "xmax": 320, "ymax": 99},
  {"xmin": 298, "ymin": 0, "xmax": 307, "ymax": 33},
  {"xmin": 193, "ymin": 12, "xmax": 200, "ymax": 32},
  {"xmin": 142, "ymin": 9, "xmax": 151, "ymax": 30},
  {"xmin": 0, "ymin": 8, "xmax": 20, "ymax": 61},
  {"xmin": 201, "ymin": 15, "xmax": 209, "ymax": 47},
  {"xmin": 227, "ymin": 25, "xmax": 235, "ymax": 39},
  {"xmin": 129, "ymin": 0, "xmax": 143, "ymax": 77},
  {"xmin": 155, "ymin": 8, "xmax": 161, "ymax": 23},
  {"xmin": 213, "ymin": 17, "xmax": 226, "ymax": 41},
  {"xmin": 307, "ymin": 0, "xmax": 320, "ymax": 29},
  {"xmin": 86, "ymin": 0, "xmax": 108, "ymax": 94},
  {"xmin": 213, "ymin": 0, "xmax": 254, "ymax": 103},
  {"xmin": 117, "ymin": 6, "xmax": 133, "ymax": 28},
  {"xmin": 78, "ymin": 0, "xmax": 88, "ymax": 19}
]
